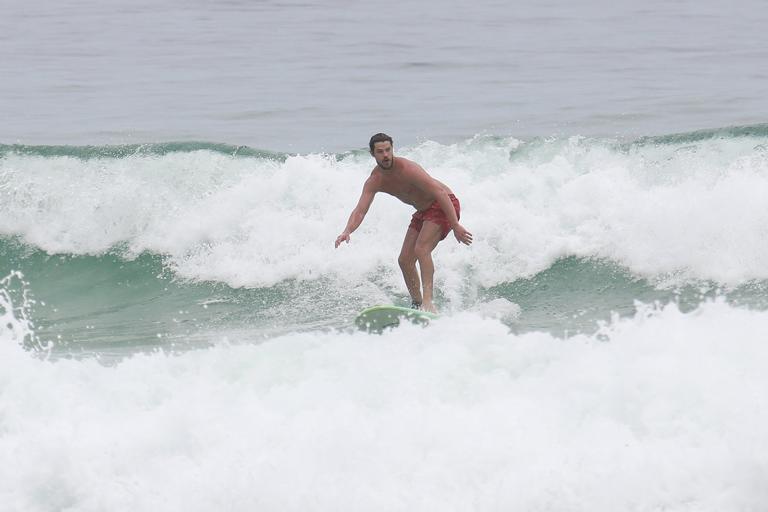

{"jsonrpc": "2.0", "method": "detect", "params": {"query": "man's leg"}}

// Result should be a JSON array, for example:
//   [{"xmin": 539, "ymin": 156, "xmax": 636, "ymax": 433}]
[
  {"xmin": 413, "ymin": 221, "xmax": 443, "ymax": 313},
  {"xmin": 398, "ymin": 227, "xmax": 422, "ymax": 306}
]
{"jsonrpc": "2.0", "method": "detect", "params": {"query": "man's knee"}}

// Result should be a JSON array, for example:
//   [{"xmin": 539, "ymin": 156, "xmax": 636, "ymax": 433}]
[
  {"xmin": 399, "ymin": 251, "xmax": 416, "ymax": 268},
  {"xmin": 414, "ymin": 241, "xmax": 434, "ymax": 261}
]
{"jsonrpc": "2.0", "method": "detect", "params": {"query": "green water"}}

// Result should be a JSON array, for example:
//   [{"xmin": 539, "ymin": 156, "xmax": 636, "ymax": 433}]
[{"xmin": 4, "ymin": 237, "xmax": 766, "ymax": 355}]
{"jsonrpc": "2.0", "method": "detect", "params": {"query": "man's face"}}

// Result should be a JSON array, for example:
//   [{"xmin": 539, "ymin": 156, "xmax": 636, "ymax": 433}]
[{"xmin": 371, "ymin": 141, "xmax": 394, "ymax": 170}]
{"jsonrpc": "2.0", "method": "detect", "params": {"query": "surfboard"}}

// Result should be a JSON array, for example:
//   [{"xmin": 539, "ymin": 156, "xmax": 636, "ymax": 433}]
[{"xmin": 355, "ymin": 305, "xmax": 438, "ymax": 332}]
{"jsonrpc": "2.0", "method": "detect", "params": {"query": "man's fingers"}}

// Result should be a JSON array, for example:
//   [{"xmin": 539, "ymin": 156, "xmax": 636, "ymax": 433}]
[{"xmin": 335, "ymin": 235, "xmax": 350, "ymax": 248}]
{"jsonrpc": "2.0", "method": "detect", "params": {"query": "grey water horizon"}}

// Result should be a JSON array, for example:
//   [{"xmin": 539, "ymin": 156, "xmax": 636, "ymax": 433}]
[{"xmin": 2, "ymin": 0, "xmax": 766, "ymax": 153}]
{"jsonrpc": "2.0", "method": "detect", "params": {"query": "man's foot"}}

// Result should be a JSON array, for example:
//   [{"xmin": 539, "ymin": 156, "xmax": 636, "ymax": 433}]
[
  {"xmin": 421, "ymin": 302, "xmax": 438, "ymax": 314},
  {"xmin": 410, "ymin": 300, "xmax": 422, "ymax": 310}
]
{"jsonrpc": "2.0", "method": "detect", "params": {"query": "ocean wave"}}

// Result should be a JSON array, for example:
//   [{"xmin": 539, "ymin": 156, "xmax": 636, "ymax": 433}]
[
  {"xmin": 3, "ymin": 240, "xmax": 767, "ymax": 352},
  {"xmin": 2, "ymin": 298, "xmax": 767, "ymax": 510},
  {"xmin": 0, "ymin": 141, "xmax": 286, "ymax": 160},
  {"xmin": 2, "ymin": 126, "xmax": 768, "ymax": 289}
]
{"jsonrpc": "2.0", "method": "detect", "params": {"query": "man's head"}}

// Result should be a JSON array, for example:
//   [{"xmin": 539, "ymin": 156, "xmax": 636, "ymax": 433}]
[{"xmin": 369, "ymin": 133, "xmax": 394, "ymax": 170}]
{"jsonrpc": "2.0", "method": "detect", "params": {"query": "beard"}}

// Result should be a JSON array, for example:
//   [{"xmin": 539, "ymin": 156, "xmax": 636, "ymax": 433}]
[{"xmin": 378, "ymin": 157, "xmax": 393, "ymax": 169}]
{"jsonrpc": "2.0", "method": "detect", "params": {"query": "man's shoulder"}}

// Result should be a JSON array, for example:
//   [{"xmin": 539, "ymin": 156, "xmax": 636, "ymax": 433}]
[
  {"xmin": 397, "ymin": 157, "xmax": 425, "ymax": 172},
  {"xmin": 397, "ymin": 156, "xmax": 417, "ymax": 167},
  {"xmin": 364, "ymin": 168, "xmax": 383, "ymax": 189}
]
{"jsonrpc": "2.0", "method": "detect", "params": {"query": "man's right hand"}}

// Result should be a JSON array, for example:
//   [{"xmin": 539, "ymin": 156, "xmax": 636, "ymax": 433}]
[{"xmin": 335, "ymin": 232, "xmax": 350, "ymax": 248}]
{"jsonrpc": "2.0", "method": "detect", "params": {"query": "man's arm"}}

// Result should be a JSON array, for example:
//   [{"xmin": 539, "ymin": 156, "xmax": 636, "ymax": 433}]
[
  {"xmin": 431, "ymin": 187, "xmax": 473, "ymax": 245},
  {"xmin": 410, "ymin": 168, "xmax": 474, "ymax": 245},
  {"xmin": 335, "ymin": 178, "xmax": 377, "ymax": 248},
  {"xmin": 432, "ymin": 188, "xmax": 460, "ymax": 226}
]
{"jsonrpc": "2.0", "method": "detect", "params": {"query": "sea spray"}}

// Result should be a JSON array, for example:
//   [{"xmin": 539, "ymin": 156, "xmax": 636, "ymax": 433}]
[
  {"xmin": 0, "ymin": 300, "xmax": 767, "ymax": 510},
  {"xmin": 3, "ymin": 131, "xmax": 768, "ymax": 290},
  {"xmin": 0, "ymin": 271, "xmax": 47, "ymax": 352}
]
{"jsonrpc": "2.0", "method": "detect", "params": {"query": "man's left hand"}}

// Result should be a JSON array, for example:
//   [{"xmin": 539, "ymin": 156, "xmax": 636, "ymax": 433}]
[{"xmin": 453, "ymin": 224, "xmax": 473, "ymax": 245}]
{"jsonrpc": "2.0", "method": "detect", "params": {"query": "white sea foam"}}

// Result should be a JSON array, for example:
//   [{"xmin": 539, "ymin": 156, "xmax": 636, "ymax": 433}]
[
  {"xmin": 2, "ymin": 135, "xmax": 768, "ymax": 289},
  {"xmin": 1, "ymin": 299, "xmax": 767, "ymax": 511},
  {"xmin": 0, "ymin": 271, "xmax": 42, "ymax": 350}
]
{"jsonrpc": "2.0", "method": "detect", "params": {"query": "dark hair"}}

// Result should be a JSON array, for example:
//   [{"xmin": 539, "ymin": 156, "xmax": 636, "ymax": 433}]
[{"xmin": 369, "ymin": 133, "xmax": 393, "ymax": 153}]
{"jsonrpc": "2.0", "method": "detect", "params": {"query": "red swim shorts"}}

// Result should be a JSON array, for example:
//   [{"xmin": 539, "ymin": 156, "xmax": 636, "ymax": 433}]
[{"xmin": 408, "ymin": 194, "xmax": 461, "ymax": 240}]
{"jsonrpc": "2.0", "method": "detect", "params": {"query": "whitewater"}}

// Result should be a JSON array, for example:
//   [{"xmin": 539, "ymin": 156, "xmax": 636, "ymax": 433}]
[
  {"xmin": 2, "ymin": 128, "xmax": 768, "ymax": 510},
  {"xmin": 2, "ymin": 288, "xmax": 768, "ymax": 510},
  {"xmin": 4, "ymin": 130, "xmax": 768, "ymax": 286},
  {"xmin": 4, "ymin": 0, "xmax": 768, "ymax": 506}
]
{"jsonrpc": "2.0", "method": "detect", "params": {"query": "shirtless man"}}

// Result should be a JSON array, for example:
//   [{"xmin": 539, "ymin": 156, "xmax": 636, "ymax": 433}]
[{"xmin": 335, "ymin": 133, "xmax": 473, "ymax": 313}]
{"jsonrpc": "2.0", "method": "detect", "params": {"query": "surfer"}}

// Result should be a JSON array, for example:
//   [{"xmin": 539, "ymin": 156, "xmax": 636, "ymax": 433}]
[{"xmin": 335, "ymin": 133, "xmax": 473, "ymax": 313}]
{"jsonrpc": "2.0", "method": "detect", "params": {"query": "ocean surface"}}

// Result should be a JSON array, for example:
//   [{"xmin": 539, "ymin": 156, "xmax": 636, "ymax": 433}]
[{"xmin": 2, "ymin": 1, "xmax": 768, "ymax": 511}]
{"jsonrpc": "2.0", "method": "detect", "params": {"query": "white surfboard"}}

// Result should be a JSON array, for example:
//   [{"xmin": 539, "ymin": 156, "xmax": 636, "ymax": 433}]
[{"xmin": 355, "ymin": 305, "xmax": 438, "ymax": 332}]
